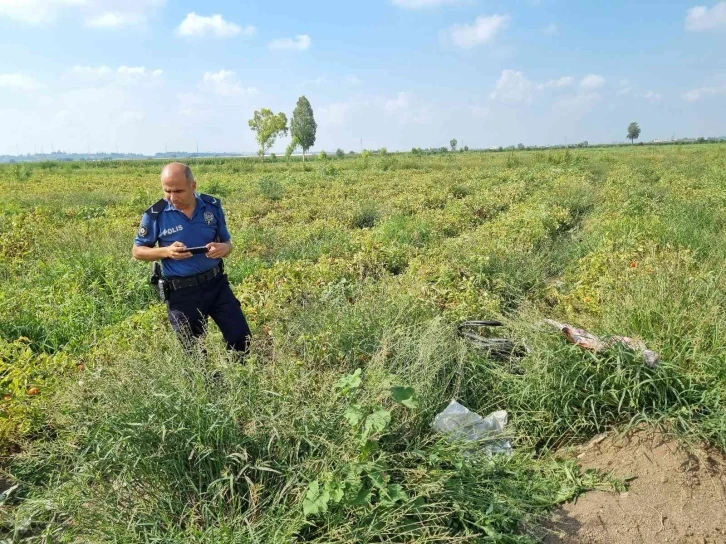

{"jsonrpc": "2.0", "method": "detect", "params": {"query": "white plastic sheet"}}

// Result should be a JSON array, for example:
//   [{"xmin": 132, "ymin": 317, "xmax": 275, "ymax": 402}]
[{"xmin": 432, "ymin": 400, "xmax": 512, "ymax": 456}]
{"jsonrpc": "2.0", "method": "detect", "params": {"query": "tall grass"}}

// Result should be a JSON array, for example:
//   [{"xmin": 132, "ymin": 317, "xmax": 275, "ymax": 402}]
[
  {"xmin": 1, "ymin": 145, "xmax": 725, "ymax": 541},
  {"xmin": 3, "ymin": 315, "xmax": 613, "ymax": 542}
]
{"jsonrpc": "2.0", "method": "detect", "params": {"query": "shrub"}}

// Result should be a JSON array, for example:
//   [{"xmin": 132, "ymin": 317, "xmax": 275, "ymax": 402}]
[
  {"xmin": 352, "ymin": 202, "xmax": 381, "ymax": 229},
  {"xmin": 257, "ymin": 176, "xmax": 284, "ymax": 201}
]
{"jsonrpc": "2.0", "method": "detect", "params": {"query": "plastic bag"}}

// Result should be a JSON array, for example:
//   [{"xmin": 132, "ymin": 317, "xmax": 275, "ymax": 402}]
[{"xmin": 432, "ymin": 400, "xmax": 512, "ymax": 456}]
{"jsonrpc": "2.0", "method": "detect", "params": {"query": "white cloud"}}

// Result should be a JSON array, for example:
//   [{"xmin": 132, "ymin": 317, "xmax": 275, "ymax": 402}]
[
  {"xmin": 541, "ymin": 23, "xmax": 558, "ymax": 35},
  {"xmin": 553, "ymin": 91, "xmax": 602, "ymax": 115},
  {"xmin": 72, "ymin": 65, "xmax": 113, "ymax": 77},
  {"xmin": 491, "ymin": 71, "xmax": 579, "ymax": 102},
  {"xmin": 683, "ymin": 85, "xmax": 726, "ymax": 101},
  {"xmin": 384, "ymin": 91, "xmax": 411, "ymax": 113},
  {"xmin": 202, "ymin": 70, "xmax": 258, "ymax": 97},
  {"xmin": 0, "ymin": 73, "xmax": 45, "ymax": 91},
  {"xmin": 536, "ymin": 76, "xmax": 574, "ymax": 89},
  {"xmin": 391, "ymin": 0, "xmax": 460, "ymax": 8},
  {"xmin": 307, "ymin": 74, "xmax": 361, "ymax": 88},
  {"xmin": 614, "ymin": 83, "xmax": 662, "ymax": 100},
  {"xmin": 489, "ymin": 69, "xmax": 533, "ymax": 103},
  {"xmin": 268, "ymin": 34, "xmax": 311, "ymax": 51},
  {"xmin": 0, "ymin": 0, "xmax": 80, "ymax": 24},
  {"xmin": 176, "ymin": 12, "xmax": 254, "ymax": 38},
  {"xmin": 318, "ymin": 92, "xmax": 431, "ymax": 137},
  {"xmin": 344, "ymin": 75, "xmax": 362, "ymax": 87},
  {"xmin": 72, "ymin": 65, "xmax": 161, "ymax": 77},
  {"xmin": 120, "ymin": 110, "xmax": 145, "ymax": 122},
  {"xmin": 580, "ymin": 74, "xmax": 605, "ymax": 90},
  {"xmin": 305, "ymin": 75, "xmax": 328, "ymax": 86},
  {"xmin": 0, "ymin": 0, "xmax": 164, "ymax": 28},
  {"xmin": 85, "ymin": 11, "xmax": 143, "ymax": 28},
  {"xmin": 448, "ymin": 14, "xmax": 510, "ymax": 49},
  {"xmin": 177, "ymin": 91, "xmax": 209, "ymax": 119},
  {"xmin": 471, "ymin": 105, "xmax": 490, "ymax": 117},
  {"xmin": 685, "ymin": 2, "xmax": 726, "ymax": 31},
  {"xmin": 319, "ymin": 102, "xmax": 352, "ymax": 127},
  {"xmin": 118, "ymin": 66, "xmax": 147, "ymax": 76},
  {"xmin": 71, "ymin": 65, "xmax": 162, "ymax": 87}
]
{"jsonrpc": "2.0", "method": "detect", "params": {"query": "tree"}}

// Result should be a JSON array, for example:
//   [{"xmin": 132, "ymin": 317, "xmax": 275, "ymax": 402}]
[
  {"xmin": 517, "ymin": 143, "xmax": 525, "ymax": 150},
  {"xmin": 450, "ymin": 138, "xmax": 457, "ymax": 152},
  {"xmin": 627, "ymin": 122, "xmax": 641, "ymax": 144},
  {"xmin": 335, "ymin": 148, "xmax": 345, "ymax": 159},
  {"xmin": 285, "ymin": 135, "xmax": 299, "ymax": 161},
  {"xmin": 291, "ymin": 96, "xmax": 317, "ymax": 162},
  {"xmin": 248, "ymin": 109, "xmax": 288, "ymax": 159}
]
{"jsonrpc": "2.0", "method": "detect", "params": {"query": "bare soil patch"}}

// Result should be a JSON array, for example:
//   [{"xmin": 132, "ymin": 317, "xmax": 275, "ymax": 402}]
[{"xmin": 542, "ymin": 428, "xmax": 726, "ymax": 544}]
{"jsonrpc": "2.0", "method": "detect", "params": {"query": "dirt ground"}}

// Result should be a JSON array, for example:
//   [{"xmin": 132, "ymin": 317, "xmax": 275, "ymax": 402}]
[{"xmin": 541, "ymin": 428, "xmax": 726, "ymax": 544}]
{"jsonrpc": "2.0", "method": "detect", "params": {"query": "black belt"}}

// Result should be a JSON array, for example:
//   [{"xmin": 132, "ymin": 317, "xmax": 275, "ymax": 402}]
[{"xmin": 168, "ymin": 264, "xmax": 223, "ymax": 291}]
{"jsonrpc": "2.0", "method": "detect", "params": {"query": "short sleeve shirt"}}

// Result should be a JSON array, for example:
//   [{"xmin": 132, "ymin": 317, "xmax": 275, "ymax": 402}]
[{"xmin": 134, "ymin": 194, "xmax": 231, "ymax": 278}]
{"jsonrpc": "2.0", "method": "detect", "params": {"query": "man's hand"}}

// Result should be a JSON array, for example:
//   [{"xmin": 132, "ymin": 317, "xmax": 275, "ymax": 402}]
[
  {"xmin": 167, "ymin": 241, "xmax": 192, "ymax": 260},
  {"xmin": 206, "ymin": 242, "xmax": 231, "ymax": 259}
]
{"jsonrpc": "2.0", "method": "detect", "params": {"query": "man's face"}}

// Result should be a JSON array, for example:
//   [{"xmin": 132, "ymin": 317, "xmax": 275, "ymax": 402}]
[{"xmin": 161, "ymin": 171, "xmax": 196, "ymax": 210}]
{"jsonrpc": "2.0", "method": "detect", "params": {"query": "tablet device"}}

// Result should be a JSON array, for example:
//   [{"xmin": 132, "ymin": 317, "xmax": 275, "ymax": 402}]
[{"xmin": 186, "ymin": 246, "xmax": 210, "ymax": 255}]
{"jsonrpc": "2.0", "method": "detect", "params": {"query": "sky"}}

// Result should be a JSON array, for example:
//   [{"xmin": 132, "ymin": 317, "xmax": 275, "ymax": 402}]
[{"xmin": 0, "ymin": 0, "xmax": 725, "ymax": 155}]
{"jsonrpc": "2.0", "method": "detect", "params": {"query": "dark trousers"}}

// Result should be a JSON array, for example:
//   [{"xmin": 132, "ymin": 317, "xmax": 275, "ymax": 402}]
[{"xmin": 166, "ymin": 274, "xmax": 251, "ymax": 355}]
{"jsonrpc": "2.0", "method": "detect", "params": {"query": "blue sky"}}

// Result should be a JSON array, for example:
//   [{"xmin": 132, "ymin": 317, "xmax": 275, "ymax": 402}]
[{"xmin": 0, "ymin": 0, "xmax": 724, "ymax": 155}]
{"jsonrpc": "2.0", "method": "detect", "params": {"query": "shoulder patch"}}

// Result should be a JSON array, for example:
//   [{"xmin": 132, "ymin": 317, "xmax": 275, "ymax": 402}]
[
  {"xmin": 138, "ymin": 224, "xmax": 148, "ymax": 237},
  {"xmin": 200, "ymin": 193, "xmax": 221, "ymax": 207},
  {"xmin": 145, "ymin": 199, "xmax": 166, "ymax": 216}
]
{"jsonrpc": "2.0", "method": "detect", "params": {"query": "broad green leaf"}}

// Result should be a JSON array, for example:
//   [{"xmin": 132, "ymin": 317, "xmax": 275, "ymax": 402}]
[
  {"xmin": 344, "ymin": 404, "xmax": 364, "ymax": 427},
  {"xmin": 391, "ymin": 386, "xmax": 418, "ymax": 409},
  {"xmin": 379, "ymin": 484, "xmax": 408, "ymax": 507},
  {"xmin": 334, "ymin": 368, "xmax": 362, "ymax": 394},
  {"xmin": 351, "ymin": 486, "xmax": 372, "ymax": 506},
  {"xmin": 368, "ymin": 469, "xmax": 387, "ymax": 490},
  {"xmin": 303, "ymin": 479, "xmax": 330, "ymax": 516},
  {"xmin": 329, "ymin": 481, "xmax": 345, "ymax": 503},
  {"xmin": 363, "ymin": 409, "xmax": 391, "ymax": 438},
  {"xmin": 360, "ymin": 439, "xmax": 379, "ymax": 459}
]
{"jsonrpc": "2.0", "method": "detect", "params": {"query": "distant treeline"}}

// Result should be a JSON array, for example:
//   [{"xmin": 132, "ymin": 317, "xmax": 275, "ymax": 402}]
[{"xmin": 2, "ymin": 136, "xmax": 724, "ymax": 164}]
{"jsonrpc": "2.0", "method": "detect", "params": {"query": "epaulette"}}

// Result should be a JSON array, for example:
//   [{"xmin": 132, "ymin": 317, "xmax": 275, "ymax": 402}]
[
  {"xmin": 199, "ymin": 193, "xmax": 221, "ymax": 207},
  {"xmin": 145, "ymin": 198, "xmax": 166, "ymax": 217}
]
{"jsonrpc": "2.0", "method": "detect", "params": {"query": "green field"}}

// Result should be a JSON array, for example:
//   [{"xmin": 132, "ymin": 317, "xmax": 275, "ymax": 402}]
[{"xmin": 1, "ymin": 145, "xmax": 725, "ymax": 541}]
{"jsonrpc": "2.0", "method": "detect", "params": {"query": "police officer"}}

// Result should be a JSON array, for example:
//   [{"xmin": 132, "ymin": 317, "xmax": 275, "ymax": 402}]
[{"xmin": 132, "ymin": 162, "xmax": 251, "ymax": 355}]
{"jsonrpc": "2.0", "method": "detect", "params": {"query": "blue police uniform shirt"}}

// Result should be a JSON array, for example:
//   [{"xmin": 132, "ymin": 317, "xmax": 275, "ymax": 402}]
[{"xmin": 134, "ymin": 193, "xmax": 231, "ymax": 278}]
